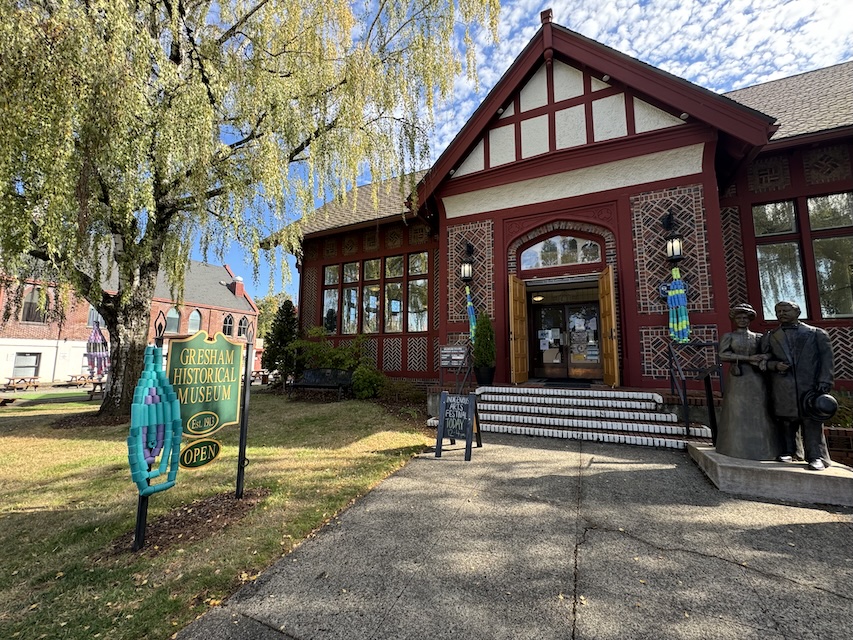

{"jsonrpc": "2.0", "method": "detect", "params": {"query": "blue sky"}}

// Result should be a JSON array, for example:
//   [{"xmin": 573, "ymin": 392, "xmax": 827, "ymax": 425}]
[{"xmin": 216, "ymin": 0, "xmax": 853, "ymax": 303}]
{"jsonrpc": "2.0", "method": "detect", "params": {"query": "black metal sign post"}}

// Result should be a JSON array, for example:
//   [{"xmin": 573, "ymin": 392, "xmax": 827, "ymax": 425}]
[
  {"xmin": 132, "ymin": 311, "xmax": 166, "ymax": 552},
  {"xmin": 235, "ymin": 324, "xmax": 254, "ymax": 499}
]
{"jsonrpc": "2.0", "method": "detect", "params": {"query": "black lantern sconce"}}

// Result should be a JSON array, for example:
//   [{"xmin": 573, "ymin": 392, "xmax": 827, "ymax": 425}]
[
  {"xmin": 661, "ymin": 208, "xmax": 684, "ymax": 263},
  {"xmin": 460, "ymin": 242, "xmax": 474, "ymax": 283}
]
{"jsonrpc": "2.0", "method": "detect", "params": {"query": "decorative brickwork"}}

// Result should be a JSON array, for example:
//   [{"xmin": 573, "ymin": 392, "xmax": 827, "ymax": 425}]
[
  {"xmin": 383, "ymin": 337, "xmax": 402, "ymax": 371},
  {"xmin": 720, "ymin": 206, "xmax": 748, "ymax": 308},
  {"xmin": 747, "ymin": 155, "xmax": 791, "ymax": 193},
  {"xmin": 826, "ymin": 325, "xmax": 853, "ymax": 381},
  {"xmin": 630, "ymin": 185, "xmax": 714, "ymax": 315},
  {"xmin": 407, "ymin": 337, "xmax": 428, "ymax": 371},
  {"xmin": 803, "ymin": 145, "xmax": 852, "ymax": 185},
  {"xmin": 433, "ymin": 338, "xmax": 440, "ymax": 372},
  {"xmin": 363, "ymin": 338, "xmax": 378, "ymax": 366},
  {"xmin": 301, "ymin": 266, "xmax": 318, "ymax": 332},
  {"xmin": 639, "ymin": 324, "xmax": 718, "ymax": 380},
  {"xmin": 386, "ymin": 227, "xmax": 403, "ymax": 249},
  {"xmin": 433, "ymin": 251, "xmax": 441, "ymax": 331},
  {"xmin": 447, "ymin": 332, "xmax": 470, "ymax": 345},
  {"xmin": 447, "ymin": 220, "xmax": 494, "ymax": 324},
  {"xmin": 364, "ymin": 230, "xmax": 379, "ymax": 252},
  {"xmin": 342, "ymin": 235, "xmax": 358, "ymax": 256},
  {"xmin": 409, "ymin": 222, "xmax": 431, "ymax": 245},
  {"xmin": 323, "ymin": 238, "xmax": 337, "ymax": 258},
  {"xmin": 304, "ymin": 241, "xmax": 319, "ymax": 261}
]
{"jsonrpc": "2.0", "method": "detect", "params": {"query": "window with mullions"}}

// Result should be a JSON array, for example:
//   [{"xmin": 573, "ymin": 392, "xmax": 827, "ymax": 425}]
[
  {"xmin": 323, "ymin": 252, "xmax": 429, "ymax": 335},
  {"xmin": 21, "ymin": 288, "xmax": 47, "ymax": 323},
  {"xmin": 520, "ymin": 235, "xmax": 601, "ymax": 270},
  {"xmin": 753, "ymin": 191, "xmax": 853, "ymax": 319}
]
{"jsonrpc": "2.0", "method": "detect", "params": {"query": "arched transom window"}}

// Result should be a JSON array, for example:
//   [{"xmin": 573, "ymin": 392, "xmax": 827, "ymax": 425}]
[{"xmin": 520, "ymin": 235, "xmax": 601, "ymax": 271}]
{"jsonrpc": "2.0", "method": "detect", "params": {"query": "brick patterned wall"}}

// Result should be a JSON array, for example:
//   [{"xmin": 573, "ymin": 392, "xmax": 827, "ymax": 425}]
[
  {"xmin": 747, "ymin": 155, "xmax": 791, "ymax": 194},
  {"xmin": 720, "ymin": 206, "xmax": 748, "ymax": 308},
  {"xmin": 639, "ymin": 323, "xmax": 719, "ymax": 380},
  {"xmin": 826, "ymin": 325, "xmax": 853, "ymax": 382},
  {"xmin": 323, "ymin": 238, "xmax": 337, "ymax": 258},
  {"xmin": 407, "ymin": 336, "xmax": 428, "ymax": 371},
  {"xmin": 301, "ymin": 266, "xmax": 319, "ymax": 332},
  {"xmin": 363, "ymin": 338, "xmax": 378, "ymax": 366},
  {"xmin": 447, "ymin": 220, "xmax": 494, "ymax": 323},
  {"xmin": 630, "ymin": 185, "xmax": 714, "ymax": 315},
  {"xmin": 383, "ymin": 337, "xmax": 402, "ymax": 371},
  {"xmin": 803, "ymin": 145, "xmax": 852, "ymax": 185}
]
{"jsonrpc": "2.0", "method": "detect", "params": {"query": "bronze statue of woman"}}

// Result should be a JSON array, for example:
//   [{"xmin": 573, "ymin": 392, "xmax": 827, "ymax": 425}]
[{"xmin": 715, "ymin": 303, "xmax": 781, "ymax": 460}]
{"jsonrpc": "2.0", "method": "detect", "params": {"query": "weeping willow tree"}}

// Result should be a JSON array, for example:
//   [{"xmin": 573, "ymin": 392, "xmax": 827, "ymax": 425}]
[{"xmin": 0, "ymin": 0, "xmax": 499, "ymax": 416}]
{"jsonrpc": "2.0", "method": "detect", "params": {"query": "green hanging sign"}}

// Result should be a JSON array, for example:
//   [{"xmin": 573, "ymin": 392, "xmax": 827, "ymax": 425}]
[{"xmin": 167, "ymin": 331, "xmax": 244, "ymax": 439}]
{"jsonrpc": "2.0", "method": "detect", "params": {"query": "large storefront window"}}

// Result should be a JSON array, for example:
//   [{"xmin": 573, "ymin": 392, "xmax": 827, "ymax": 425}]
[
  {"xmin": 753, "ymin": 191, "xmax": 853, "ymax": 319},
  {"xmin": 322, "ymin": 252, "xmax": 429, "ymax": 335}
]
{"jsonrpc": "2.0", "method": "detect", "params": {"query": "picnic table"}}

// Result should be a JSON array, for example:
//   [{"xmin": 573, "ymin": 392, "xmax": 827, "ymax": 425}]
[
  {"xmin": 4, "ymin": 376, "xmax": 40, "ymax": 391},
  {"xmin": 88, "ymin": 379, "xmax": 105, "ymax": 401},
  {"xmin": 251, "ymin": 370, "xmax": 270, "ymax": 384},
  {"xmin": 67, "ymin": 374, "xmax": 93, "ymax": 388}
]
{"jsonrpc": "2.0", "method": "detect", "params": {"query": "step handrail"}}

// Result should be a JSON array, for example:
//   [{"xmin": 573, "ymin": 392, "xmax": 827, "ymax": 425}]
[{"xmin": 667, "ymin": 340, "xmax": 723, "ymax": 442}]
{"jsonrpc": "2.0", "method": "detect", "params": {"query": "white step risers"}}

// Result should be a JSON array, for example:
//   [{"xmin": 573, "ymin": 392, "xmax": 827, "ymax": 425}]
[{"xmin": 429, "ymin": 386, "xmax": 712, "ymax": 450}]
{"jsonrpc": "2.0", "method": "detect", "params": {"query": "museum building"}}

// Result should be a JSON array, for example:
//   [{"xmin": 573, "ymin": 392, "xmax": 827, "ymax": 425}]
[{"xmin": 293, "ymin": 11, "xmax": 853, "ymax": 392}]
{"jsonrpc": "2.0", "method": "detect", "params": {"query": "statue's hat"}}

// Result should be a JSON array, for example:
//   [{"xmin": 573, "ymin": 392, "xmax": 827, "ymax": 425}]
[{"xmin": 802, "ymin": 390, "xmax": 838, "ymax": 421}]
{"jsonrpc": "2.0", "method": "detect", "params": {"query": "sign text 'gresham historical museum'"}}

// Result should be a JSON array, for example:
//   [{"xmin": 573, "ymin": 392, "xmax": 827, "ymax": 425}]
[{"xmin": 167, "ymin": 331, "xmax": 244, "ymax": 439}]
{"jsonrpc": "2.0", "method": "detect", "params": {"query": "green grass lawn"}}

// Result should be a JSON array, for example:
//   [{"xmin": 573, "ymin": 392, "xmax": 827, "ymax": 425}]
[{"xmin": 0, "ymin": 390, "xmax": 430, "ymax": 639}]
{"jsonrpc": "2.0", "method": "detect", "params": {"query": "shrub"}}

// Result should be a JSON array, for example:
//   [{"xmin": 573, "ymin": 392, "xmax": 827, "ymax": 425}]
[
  {"xmin": 289, "ymin": 328, "xmax": 367, "ymax": 371},
  {"xmin": 352, "ymin": 364, "xmax": 386, "ymax": 399},
  {"xmin": 472, "ymin": 313, "xmax": 496, "ymax": 368}
]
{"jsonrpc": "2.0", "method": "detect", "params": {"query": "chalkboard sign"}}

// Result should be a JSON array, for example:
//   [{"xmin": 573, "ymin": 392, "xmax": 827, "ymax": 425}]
[{"xmin": 435, "ymin": 391, "xmax": 481, "ymax": 461}]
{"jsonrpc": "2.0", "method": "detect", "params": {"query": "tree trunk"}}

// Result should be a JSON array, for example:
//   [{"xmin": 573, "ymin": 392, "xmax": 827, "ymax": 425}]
[{"xmin": 98, "ymin": 279, "xmax": 158, "ymax": 419}]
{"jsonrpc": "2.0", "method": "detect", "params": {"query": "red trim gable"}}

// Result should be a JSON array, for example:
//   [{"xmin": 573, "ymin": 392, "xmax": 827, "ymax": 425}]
[{"xmin": 417, "ymin": 17, "xmax": 777, "ymax": 209}]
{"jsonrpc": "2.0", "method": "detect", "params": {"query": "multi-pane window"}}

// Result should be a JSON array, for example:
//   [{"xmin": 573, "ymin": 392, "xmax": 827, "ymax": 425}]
[
  {"xmin": 21, "ymin": 288, "xmax": 47, "ymax": 323},
  {"xmin": 13, "ymin": 352, "xmax": 40, "ymax": 377},
  {"xmin": 188, "ymin": 309, "xmax": 202, "ymax": 333},
  {"xmin": 238, "ymin": 316, "xmax": 248, "ymax": 338},
  {"xmin": 223, "ymin": 314, "xmax": 234, "ymax": 336},
  {"xmin": 165, "ymin": 308, "xmax": 181, "ymax": 333},
  {"xmin": 753, "ymin": 191, "xmax": 853, "ymax": 319},
  {"xmin": 322, "ymin": 252, "xmax": 429, "ymax": 335},
  {"xmin": 520, "ymin": 235, "xmax": 601, "ymax": 270}
]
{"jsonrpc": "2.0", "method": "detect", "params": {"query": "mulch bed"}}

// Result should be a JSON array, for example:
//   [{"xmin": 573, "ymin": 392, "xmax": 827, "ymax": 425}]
[{"xmin": 101, "ymin": 488, "xmax": 270, "ymax": 559}]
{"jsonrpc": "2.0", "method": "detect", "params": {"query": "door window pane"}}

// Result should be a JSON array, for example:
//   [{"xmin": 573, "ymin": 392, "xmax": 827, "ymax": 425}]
[
  {"xmin": 808, "ymin": 192, "xmax": 853, "ymax": 230},
  {"xmin": 813, "ymin": 236, "xmax": 853, "ymax": 317},
  {"xmin": 324, "ymin": 265, "xmax": 339, "ymax": 285},
  {"xmin": 756, "ymin": 242, "xmax": 808, "ymax": 319},
  {"xmin": 343, "ymin": 262, "xmax": 359, "ymax": 283},
  {"xmin": 323, "ymin": 289, "xmax": 339, "ymax": 333},
  {"xmin": 341, "ymin": 287, "xmax": 359, "ymax": 334},
  {"xmin": 520, "ymin": 236, "xmax": 601, "ymax": 270},
  {"xmin": 752, "ymin": 201, "xmax": 796, "ymax": 236},
  {"xmin": 408, "ymin": 252, "xmax": 429, "ymax": 276},
  {"xmin": 385, "ymin": 256, "xmax": 404, "ymax": 278},
  {"xmin": 407, "ymin": 279, "xmax": 428, "ymax": 332},
  {"xmin": 364, "ymin": 259, "xmax": 380, "ymax": 281},
  {"xmin": 362, "ymin": 284, "xmax": 380, "ymax": 333},
  {"xmin": 384, "ymin": 282, "xmax": 403, "ymax": 332}
]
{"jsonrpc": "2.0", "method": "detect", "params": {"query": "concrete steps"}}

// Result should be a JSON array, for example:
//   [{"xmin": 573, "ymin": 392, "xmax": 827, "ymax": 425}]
[{"xmin": 429, "ymin": 385, "xmax": 712, "ymax": 450}]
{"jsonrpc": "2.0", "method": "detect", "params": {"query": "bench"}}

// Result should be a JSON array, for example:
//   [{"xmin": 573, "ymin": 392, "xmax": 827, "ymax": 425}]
[{"xmin": 286, "ymin": 368, "xmax": 353, "ymax": 401}]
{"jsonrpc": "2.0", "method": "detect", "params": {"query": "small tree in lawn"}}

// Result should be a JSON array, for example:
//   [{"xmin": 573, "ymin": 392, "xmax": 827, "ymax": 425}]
[{"xmin": 262, "ymin": 300, "xmax": 299, "ymax": 381}]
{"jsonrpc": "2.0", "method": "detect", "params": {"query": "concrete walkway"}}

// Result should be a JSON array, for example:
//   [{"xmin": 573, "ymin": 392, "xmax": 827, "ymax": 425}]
[{"xmin": 178, "ymin": 434, "xmax": 853, "ymax": 640}]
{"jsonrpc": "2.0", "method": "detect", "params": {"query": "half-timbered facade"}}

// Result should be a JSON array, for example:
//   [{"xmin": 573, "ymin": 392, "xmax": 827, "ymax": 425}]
[{"xmin": 294, "ymin": 12, "xmax": 853, "ymax": 391}]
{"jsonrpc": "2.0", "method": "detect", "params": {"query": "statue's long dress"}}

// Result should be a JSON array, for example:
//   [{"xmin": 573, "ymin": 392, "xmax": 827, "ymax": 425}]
[{"xmin": 716, "ymin": 330, "xmax": 781, "ymax": 460}]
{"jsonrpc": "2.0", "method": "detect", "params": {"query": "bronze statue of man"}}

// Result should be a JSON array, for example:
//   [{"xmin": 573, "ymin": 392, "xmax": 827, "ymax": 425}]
[{"xmin": 761, "ymin": 300, "xmax": 835, "ymax": 470}]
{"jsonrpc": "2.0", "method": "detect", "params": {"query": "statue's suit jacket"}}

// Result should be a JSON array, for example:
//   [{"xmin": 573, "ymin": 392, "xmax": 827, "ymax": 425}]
[{"xmin": 761, "ymin": 322, "xmax": 834, "ymax": 419}]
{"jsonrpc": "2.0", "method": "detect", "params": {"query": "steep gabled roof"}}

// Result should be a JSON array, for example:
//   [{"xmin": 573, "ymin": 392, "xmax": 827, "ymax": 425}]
[
  {"xmin": 724, "ymin": 61, "xmax": 853, "ymax": 142},
  {"xmin": 297, "ymin": 172, "xmax": 426, "ymax": 236},
  {"xmin": 104, "ymin": 261, "xmax": 256, "ymax": 312},
  {"xmin": 418, "ymin": 13, "xmax": 777, "ymax": 204}
]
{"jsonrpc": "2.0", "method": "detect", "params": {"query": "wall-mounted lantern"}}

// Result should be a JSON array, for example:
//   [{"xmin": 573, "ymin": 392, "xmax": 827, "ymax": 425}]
[
  {"xmin": 460, "ymin": 242, "xmax": 474, "ymax": 283},
  {"xmin": 662, "ymin": 208, "xmax": 684, "ymax": 263}
]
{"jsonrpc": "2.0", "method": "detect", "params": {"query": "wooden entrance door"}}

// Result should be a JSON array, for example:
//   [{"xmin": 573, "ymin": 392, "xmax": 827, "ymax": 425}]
[
  {"xmin": 509, "ymin": 275, "xmax": 529, "ymax": 384},
  {"xmin": 598, "ymin": 266, "xmax": 620, "ymax": 387}
]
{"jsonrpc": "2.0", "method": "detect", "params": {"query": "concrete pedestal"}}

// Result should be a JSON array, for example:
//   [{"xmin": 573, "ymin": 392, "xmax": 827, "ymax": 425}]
[{"xmin": 689, "ymin": 444, "xmax": 853, "ymax": 507}]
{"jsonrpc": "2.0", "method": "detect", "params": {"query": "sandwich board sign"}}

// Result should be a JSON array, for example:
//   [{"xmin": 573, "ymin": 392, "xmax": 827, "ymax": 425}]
[{"xmin": 435, "ymin": 391, "xmax": 482, "ymax": 461}]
